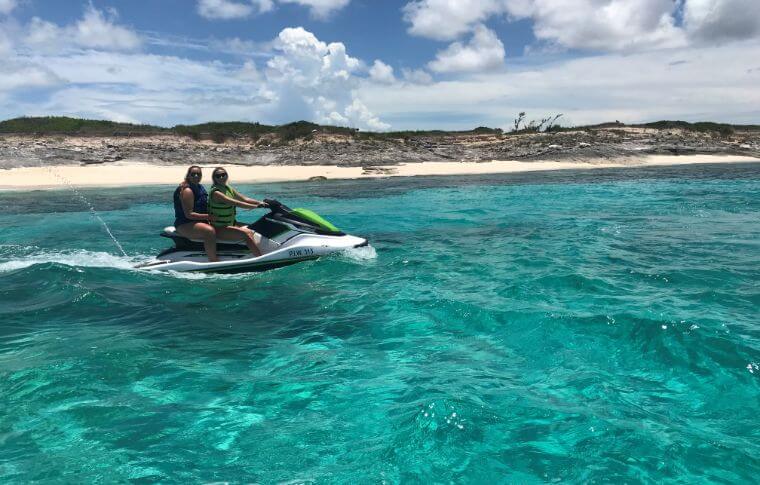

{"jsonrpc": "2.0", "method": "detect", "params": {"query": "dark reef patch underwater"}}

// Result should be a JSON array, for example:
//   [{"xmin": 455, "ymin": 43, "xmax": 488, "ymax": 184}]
[{"xmin": 1, "ymin": 163, "xmax": 759, "ymax": 482}]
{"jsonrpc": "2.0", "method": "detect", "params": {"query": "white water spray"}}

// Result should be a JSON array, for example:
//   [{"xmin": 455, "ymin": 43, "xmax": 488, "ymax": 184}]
[
  {"xmin": 45, "ymin": 167, "xmax": 128, "ymax": 257},
  {"xmin": 0, "ymin": 248, "xmax": 140, "ymax": 273}
]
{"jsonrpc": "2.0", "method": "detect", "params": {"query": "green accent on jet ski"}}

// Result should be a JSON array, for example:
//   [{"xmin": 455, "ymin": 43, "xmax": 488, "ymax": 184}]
[{"xmin": 292, "ymin": 208, "xmax": 340, "ymax": 232}]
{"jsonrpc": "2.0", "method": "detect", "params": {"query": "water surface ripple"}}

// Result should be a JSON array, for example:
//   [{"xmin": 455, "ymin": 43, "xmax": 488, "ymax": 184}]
[{"xmin": 1, "ymin": 163, "xmax": 759, "ymax": 482}]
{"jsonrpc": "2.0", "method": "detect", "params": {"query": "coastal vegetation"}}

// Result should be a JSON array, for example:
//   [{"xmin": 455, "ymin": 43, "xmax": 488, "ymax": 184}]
[
  {"xmin": 3, "ymin": 116, "xmax": 758, "ymax": 143},
  {"xmin": 173, "ymin": 121, "xmax": 359, "ymax": 143},
  {"xmin": 0, "ymin": 116, "xmax": 164, "ymax": 135},
  {"xmin": 0, "ymin": 116, "xmax": 506, "ymax": 141},
  {"xmin": 511, "ymin": 112, "xmax": 564, "ymax": 133}
]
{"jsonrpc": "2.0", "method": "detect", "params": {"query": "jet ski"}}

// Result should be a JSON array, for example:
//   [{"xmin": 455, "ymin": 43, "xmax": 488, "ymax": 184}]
[{"xmin": 136, "ymin": 199, "xmax": 368, "ymax": 273}]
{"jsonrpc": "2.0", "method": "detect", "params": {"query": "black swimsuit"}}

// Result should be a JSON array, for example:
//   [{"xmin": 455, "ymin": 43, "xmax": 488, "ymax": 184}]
[{"xmin": 173, "ymin": 184, "xmax": 208, "ymax": 227}]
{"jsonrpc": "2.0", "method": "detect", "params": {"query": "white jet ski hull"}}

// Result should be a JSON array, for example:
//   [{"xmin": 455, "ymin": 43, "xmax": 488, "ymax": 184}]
[
  {"xmin": 137, "ymin": 199, "xmax": 368, "ymax": 274},
  {"xmin": 138, "ymin": 232, "xmax": 367, "ymax": 273}
]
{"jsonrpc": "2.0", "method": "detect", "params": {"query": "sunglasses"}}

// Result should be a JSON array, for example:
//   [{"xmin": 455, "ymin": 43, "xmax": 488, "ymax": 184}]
[
  {"xmin": 189, "ymin": 172, "xmax": 202, "ymax": 178},
  {"xmin": 214, "ymin": 173, "xmax": 228, "ymax": 178}
]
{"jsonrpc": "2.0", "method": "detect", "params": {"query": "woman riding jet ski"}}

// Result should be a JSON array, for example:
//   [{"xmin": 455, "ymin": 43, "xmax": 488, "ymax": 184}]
[
  {"xmin": 136, "ymin": 166, "xmax": 367, "ymax": 273},
  {"xmin": 137, "ymin": 198, "xmax": 368, "ymax": 273},
  {"xmin": 168, "ymin": 165, "xmax": 267, "ymax": 263}
]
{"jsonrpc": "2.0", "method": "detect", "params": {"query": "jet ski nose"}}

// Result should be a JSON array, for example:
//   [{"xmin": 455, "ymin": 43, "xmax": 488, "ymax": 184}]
[{"xmin": 354, "ymin": 239, "xmax": 369, "ymax": 248}]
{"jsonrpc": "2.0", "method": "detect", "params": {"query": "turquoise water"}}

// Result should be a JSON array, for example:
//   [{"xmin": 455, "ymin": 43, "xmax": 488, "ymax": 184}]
[{"xmin": 1, "ymin": 163, "xmax": 759, "ymax": 483}]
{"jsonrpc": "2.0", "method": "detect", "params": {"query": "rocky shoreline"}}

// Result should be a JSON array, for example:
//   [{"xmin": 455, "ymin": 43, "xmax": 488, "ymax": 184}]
[{"xmin": 1, "ymin": 126, "xmax": 759, "ymax": 170}]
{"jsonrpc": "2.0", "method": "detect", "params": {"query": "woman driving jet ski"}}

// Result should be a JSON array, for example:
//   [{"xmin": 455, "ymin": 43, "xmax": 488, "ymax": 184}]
[
  {"xmin": 208, "ymin": 167, "xmax": 269, "ymax": 258},
  {"xmin": 140, "ymin": 167, "xmax": 368, "ymax": 273},
  {"xmin": 174, "ymin": 165, "xmax": 219, "ymax": 261}
]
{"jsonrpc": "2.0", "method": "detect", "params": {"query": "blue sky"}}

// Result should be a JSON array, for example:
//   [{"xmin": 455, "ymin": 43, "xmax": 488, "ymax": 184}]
[
  {"xmin": 11, "ymin": 1, "xmax": 537, "ymax": 68},
  {"xmin": 1, "ymin": 0, "xmax": 759, "ymax": 130}
]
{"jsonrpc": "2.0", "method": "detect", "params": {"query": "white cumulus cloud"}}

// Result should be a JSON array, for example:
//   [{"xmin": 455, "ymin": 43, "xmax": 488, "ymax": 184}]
[
  {"xmin": 683, "ymin": 0, "xmax": 760, "ymax": 43},
  {"xmin": 0, "ymin": 61, "xmax": 64, "ymax": 91},
  {"xmin": 428, "ymin": 24, "xmax": 505, "ymax": 72},
  {"xmin": 403, "ymin": 0, "xmax": 505, "ymax": 41},
  {"xmin": 369, "ymin": 60, "xmax": 395, "ymax": 84},
  {"xmin": 0, "ymin": 0, "xmax": 16, "ymax": 16},
  {"xmin": 197, "ymin": 0, "xmax": 255, "ymax": 19},
  {"xmin": 403, "ymin": 0, "xmax": 760, "ymax": 53},
  {"xmin": 237, "ymin": 60, "xmax": 262, "ymax": 81},
  {"xmin": 208, "ymin": 36, "xmax": 269, "ymax": 56},
  {"xmin": 24, "ymin": 4, "xmax": 141, "ymax": 52},
  {"xmin": 72, "ymin": 4, "xmax": 142, "ymax": 50},
  {"xmin": 279, "ymin": 0, "xmax": 351, "ymax": 18},
  {"xmin": 401, "ymin": 67, "xmax": 433, "ymax": 85},
  {"xmin": 264, "ymin": 27, "xmax": 388, "ymax": 129},
  {"xmin": 505, "ymin": 0, "xmax": 685, "ymax": 51},
  {"xmin": 253, "ymin": 0, "xmax": 276, "ymax": 13},
  {"xmin": 198, "ymin": 0, "xmax": 349, "ymax": 19},
  {"xmin": 25, "ymin": 18, "xmax": 62, "ymax": 51}
]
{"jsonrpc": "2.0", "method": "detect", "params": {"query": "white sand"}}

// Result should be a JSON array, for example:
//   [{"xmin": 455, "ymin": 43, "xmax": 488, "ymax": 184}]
[{"xmin": 0, "ymin": 154, "xmax": 758, "ymax": 190}]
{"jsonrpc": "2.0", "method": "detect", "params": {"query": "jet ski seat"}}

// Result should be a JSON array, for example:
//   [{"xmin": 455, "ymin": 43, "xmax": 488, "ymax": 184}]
[
  {"xmin": 161, "ymin": 226, "xmax": 280, "ymax": 253},
  {"xmin": 162, "ymin": 226, "xmax": 253, "ymax": 245}
]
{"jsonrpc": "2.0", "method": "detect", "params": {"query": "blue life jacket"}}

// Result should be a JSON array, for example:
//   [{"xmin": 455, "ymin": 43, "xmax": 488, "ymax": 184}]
[{"xmin": 173, "ymin": 183, "xmax": 208, "ymax": 227}]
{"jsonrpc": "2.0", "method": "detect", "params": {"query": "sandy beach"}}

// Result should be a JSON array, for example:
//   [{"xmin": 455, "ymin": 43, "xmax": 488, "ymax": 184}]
[{"xmin": 1, "ymin": 154, "xmax": 758, "ymax": 190}]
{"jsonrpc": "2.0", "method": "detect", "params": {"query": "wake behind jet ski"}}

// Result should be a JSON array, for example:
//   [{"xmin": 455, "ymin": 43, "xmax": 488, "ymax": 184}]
[{"xmin": 137, "ymin": 199, "xmax": 368, "ymax": 273}]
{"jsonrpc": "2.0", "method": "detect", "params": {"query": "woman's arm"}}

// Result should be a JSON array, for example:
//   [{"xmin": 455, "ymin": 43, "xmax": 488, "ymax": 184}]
[
  {"xmin": 233, "ymin": 189, "xmax": 267, "ymax": 208},
  {"xmin": 211, "ymin": 190, "xmax": 259, "ymax": 209},
  {"xmin": 181, "ymin": 187, "xmax": 214, "ymax": 221}
]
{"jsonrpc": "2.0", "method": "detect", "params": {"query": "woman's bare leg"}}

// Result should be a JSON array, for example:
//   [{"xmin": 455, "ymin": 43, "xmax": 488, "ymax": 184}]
[
  {"xmin": 176, "ymin": 222, "xmax": 219, "ymax": 262},
  {"xmin": 215, "ymin": 226, "xmax": 261, "ymax": 257}
]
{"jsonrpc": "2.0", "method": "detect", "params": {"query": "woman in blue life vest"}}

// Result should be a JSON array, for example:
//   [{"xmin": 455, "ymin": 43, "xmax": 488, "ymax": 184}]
[
  {"xmin": 208, "ymin": 167, "xmax": 268, "ymax": 257},
  {"xmin": 173, "ymin": 166, "xmax": 219, "ymax": 262}
]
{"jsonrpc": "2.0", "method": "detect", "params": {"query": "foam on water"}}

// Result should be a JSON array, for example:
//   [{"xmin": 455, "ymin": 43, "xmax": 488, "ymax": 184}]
[
  {"xmin": 339, "ymin": 244, "xmax": 378, "ymax": 261},
  {"xmin": 0, "ymin": 247, "xmax": 143, "ymax": 273}
]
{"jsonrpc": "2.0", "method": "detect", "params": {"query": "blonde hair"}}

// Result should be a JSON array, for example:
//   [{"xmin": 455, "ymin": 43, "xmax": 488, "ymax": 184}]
[{"xmin": 212, "ymin": 167, "xmax": 227, "ymax": 183}]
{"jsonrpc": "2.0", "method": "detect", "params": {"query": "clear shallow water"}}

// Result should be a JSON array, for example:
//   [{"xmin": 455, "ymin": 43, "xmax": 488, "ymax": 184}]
[{"xmin": 1, "ymin": 163, "xmax": 759, "ymax": 483}]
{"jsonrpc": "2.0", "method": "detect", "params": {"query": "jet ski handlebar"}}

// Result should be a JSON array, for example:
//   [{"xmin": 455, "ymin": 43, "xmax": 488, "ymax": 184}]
[
  {"xmin": 263, "ymin": 198, "xmax": 282, "ymax": 211},
  {"xmin": 263, "ymin": 199, "xmax": 297, "ymax": 214}
]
